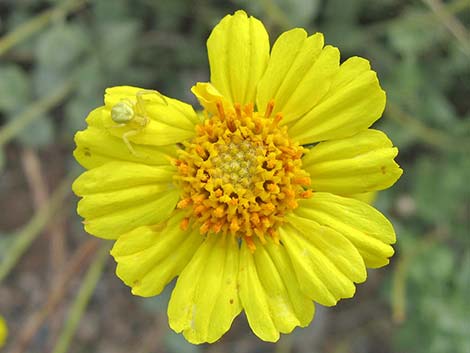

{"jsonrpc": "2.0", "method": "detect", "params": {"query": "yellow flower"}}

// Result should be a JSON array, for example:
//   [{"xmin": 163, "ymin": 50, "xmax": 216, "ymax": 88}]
[
  {"xmin": 0, "ymin": 316, "xmax": 7, "ymax": 348},
  {"xmin": 72, "ymin": 10, "xmax": 402, "ymax": 344}
]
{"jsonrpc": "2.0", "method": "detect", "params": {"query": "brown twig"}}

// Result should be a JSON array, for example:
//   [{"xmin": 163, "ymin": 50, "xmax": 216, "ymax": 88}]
[
  {"xmin": 8, "ymin": 239, "xmax": 99, "ymax": 353},
  {"xmin": 20, "ymin": 148, "xmax": 69, "ymax": 345},
  {"xmin": 20, "ymin": 150, "xmax": 68, "ymax": 275},
  {"xmin": 20, "ymin": 148, "xmax": 49, "ymax": 208},
  {"xmin": 50, "ymin": 244, "xmax": 110, "ymax": 353},
  {"xmin": 20, "ymin": 148, "xmax": 68, "ymax": 273}
]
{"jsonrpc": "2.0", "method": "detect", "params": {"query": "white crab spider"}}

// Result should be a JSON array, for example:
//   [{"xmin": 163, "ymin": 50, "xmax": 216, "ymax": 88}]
[{"xmin": 110, "ymin": 89, "xmax": 167, "ymax": 155}]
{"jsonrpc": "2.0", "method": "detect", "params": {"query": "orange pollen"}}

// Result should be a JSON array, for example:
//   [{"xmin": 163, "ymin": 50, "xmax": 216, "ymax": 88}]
[
  {"xmin": 174, "ymin": 100, "xmax": 312, "ymax": 249},
  {"xmin": 180, "ymin": 217, "xmax": 190, "ymax": 231},
  {"xmin": 264, "ymin": 99, "xmax": 275, "ymax": 118}
]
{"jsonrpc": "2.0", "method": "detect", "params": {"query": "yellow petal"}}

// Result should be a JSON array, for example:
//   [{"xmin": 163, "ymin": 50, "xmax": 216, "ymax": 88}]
[
  {"xmin": 348, "ymin": 191, "xmax": 377, "ymax": 205},
  {"xmin": 111, "ymin": 211, "xmax": 204, "ymax": 297},
  {"xmin": 288, "ymin": 57, "xmax": 386, "ymax": 144},
  {"xmin": 86, "ymin": 86, "xmax": 199, "ymax": 148},
  {"xmin": 73, "ymin": 161, "xmax": 179, "ymax": 239},
  {"xmin": 208, "ymin": 10, "xmax": 269, "ymax": 105},
  {"xmin": 74, "ymin": 112, "xmax": 177, "ymax": 170},
  {"xmin": 302, "ymin": 129, "xmax": 403, "ymax": 194},
  {"xmin": 168, "ymin": 234, "xmax": 242, "ymax": 344},
  {"xmin": 191, "ymin": 82, "xmax": 232, "ymax": 116},
  {"xmin": 104, "ymin": 86, "xmax": 199, "ymax": 131},
  {"xmin": 294, "ymin": 193, "xmax": 396, "ymax": 268},
  {"xmin": 280, "ymin": 218, "xmax": 366, "ymax": 306},
  {"xmin": 72, "ymin": 161, "xmax": 175, "ymax": 194},
  {"xmin": 81, "ymin": 193, "xmax": 178, "ymax": 239},
  {"xmin": 239, "ymin": 239, "xmax": 315, "ymax": 342},
  {"xmin": 257, "ymin": 30, "xmax": 339, "ymax": 123},
  {"xmin": 103, "ymin": 85, "xmax": 143, "ymax": 106}
]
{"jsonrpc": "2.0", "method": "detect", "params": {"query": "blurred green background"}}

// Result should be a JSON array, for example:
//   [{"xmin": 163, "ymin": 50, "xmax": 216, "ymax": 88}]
[{"xmin": 0, "ymin": 0, "xmax": 469, "ymax": 352}]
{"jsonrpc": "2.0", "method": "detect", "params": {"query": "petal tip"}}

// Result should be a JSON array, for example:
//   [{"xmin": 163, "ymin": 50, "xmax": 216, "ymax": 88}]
[{"xmin": 233, "ymin": 9, "xmax": 248, "ymax": 18}]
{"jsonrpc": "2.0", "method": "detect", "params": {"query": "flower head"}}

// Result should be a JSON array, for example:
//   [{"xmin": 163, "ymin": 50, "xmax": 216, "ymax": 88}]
[{"xmin": 73, "ymin": 10, "xmax": 402, "ymax": 343}]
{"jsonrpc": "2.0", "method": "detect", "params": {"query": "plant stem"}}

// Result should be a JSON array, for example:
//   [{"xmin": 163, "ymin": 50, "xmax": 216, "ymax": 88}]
[
  {"xmin": 391, "ymin": 230, "xmax": 447, "ymax": 323},
  {"xmin": 366, "ymin": 0, "xmax": 470, "ymax": 34},
  {"xmin": 8, "ymin": 239, "xmax": 99, "ymax": 353},
  {"xmin": 0, "ymin": 175, "xmax": 72, "ymax": 283},
  {"xmin": 51, "ymin": 243, "xmax": 110, "ymax": 353},
  {"xmin": 0, "ymin": 0, "xmax": 88, "ymax": 57},
  {"xmin": 423, "ymin": 0, "xmax": 470, "ymax": 58},
  {"xmin": 259, "ymin": 0, "xmax": 293, "ymax": 29},
  {"xmin": 0, "ymin": 79, "xmax": 75, "ymax": 148},
  {"xmin": 386, "ymin": 102, "xmax": 469, "ymax": 152}
]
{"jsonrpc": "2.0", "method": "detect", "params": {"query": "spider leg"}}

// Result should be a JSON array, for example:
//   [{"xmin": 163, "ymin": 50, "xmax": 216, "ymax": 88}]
[
  {"xmin": 137, "ymin": 89, "xmax": 168, "ymax": 107},
  {"xmin": 122, "ymin": 130, "xmax": 139, "ymax": 156},
  {"xmin": 134, "ymin": 92, "xmax": 151, "ymax": 120},
  {"xmin": 123, "ymin": 98, "xmax": 134, "ymax": 106},
  {"xmin": 132, "ymin": 112, "xmax": 149, "ymax": 128}
]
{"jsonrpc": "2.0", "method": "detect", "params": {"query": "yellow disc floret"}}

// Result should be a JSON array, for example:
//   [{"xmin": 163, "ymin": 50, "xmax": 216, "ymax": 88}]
[{"xmin": 175, "ymin": 102, "xmax": 311, "ymax": 250}]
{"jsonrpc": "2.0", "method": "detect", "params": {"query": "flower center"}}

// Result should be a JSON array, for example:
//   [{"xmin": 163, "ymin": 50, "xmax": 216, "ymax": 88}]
[{"xmin": 175, "ymin": 102, "xmax": 311, "ymax": 250}]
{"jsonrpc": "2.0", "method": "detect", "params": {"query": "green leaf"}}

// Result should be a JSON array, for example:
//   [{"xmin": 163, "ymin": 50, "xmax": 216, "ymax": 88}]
[
  {"xmin": 0, "ymin": 64, "xmax": 31, "ymax": 113},
  {"xmin": 418, "ymin": 88, "xmax": 457, "ymax": 127},
  {"xmin": 148, "ymin": 1, "xmax": 192, "ymax": 30},
  {"xmin": 96, "ymin": 20, "xmax": 140, "ymax": 73},
  {"xmin": 63, "ymin": 95, "xmax": 100, "ymax": 138},
  {"xmin": 396, "ymin": 241, "xmax": 470, "ymax": 353},
  {"xmin": 387, "ymin": 8, "xmax": 446, "ymax": 56},
  {"xmin": 323, "ymin": 0, "xmax": 362, "ymax": 25},
  {"xmin": 35, "ymin": 23, "xmax": 88, "ymax": 71},
  {"xmin": 233, "ymin": 0, "xmax": 320, "ymax": 28},
  {"xmin": 32, "ymin": 23, "xmax": 88, "ymax": 97},
  {"xmin": 455, "ymin": 252, "xmax": 470, "ymax": 297},
  {"xmin": 32, "ymin": 66, "xmax": 66, "ymax": 98},
  {"xmin": 92, "ymin": 0, "xmax": 131, "ymax": 23},
  {"xmin": 420, "ymin": 155, "xmax": 468, "ymax": 224},
  {"xmin": 377, "ymin": 119, "xmax": 416, "ymax": 151},
  {"xmin": 275, "ymin": 0, "xmax": 320, "ymax": 27},
  {"xmin": 383, "ymin": 56, "xmax": 421, "ymax": 107},
  {"xmin": 16, "ymin": 115, "xmax": 54, "ymax": 147},
  {"xmin": 63, "ymin": 59, "xmax": 104, "ymax": 138}
]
